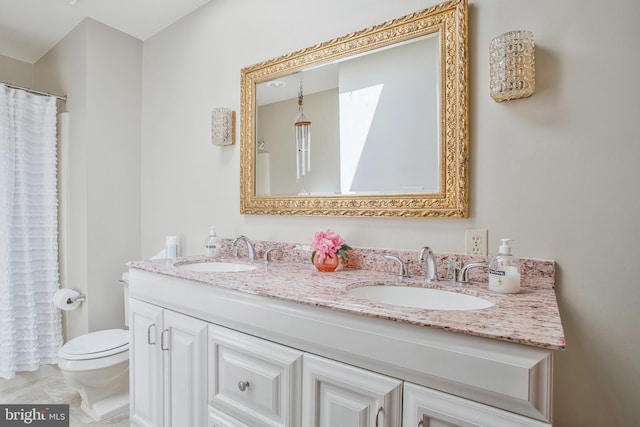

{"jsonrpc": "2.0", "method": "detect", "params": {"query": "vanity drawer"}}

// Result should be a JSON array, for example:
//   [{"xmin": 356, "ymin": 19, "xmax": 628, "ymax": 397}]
[{"xmin": 208, "ymin": 325, "xmax": 303, "ymax": 427}]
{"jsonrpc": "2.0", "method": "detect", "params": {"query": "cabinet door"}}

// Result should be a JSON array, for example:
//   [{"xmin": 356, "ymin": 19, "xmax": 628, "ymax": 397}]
[
  {"xmin": 129, "ymin": 299, "xmax": 164, "ymax": 427},
  {"xmin": 302, "ymin": 353, "xmax": 402, "ymax": 427},
  {"xmin": 403, "ymin": 382, "xmax": 551, "ymax": 427},
  {"xmin": 208, "ymin": 325, "xmax": 303, "ymax": 427},
  {"xmin": 208, "ymin": 407, "xmax": 251, "ymax": 427},
  {"xmin": 164, "ymin": 309, "xmax": 208, "ymax": 427}
]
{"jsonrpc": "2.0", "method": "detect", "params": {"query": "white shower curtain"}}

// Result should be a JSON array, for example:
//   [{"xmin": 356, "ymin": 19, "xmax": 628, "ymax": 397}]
[{"xmin": 0, "ymin": 84, "xmax": 63, "ymax": 379}]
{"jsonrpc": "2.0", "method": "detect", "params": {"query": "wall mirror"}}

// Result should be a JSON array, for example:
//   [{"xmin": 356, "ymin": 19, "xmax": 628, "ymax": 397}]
[{"xmin": 240, "ymin": 0, "xmax": 468, "ymax": 218}]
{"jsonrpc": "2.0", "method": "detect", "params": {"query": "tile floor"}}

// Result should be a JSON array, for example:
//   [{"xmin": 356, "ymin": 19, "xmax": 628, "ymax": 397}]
[{"xmin": 0, "ymin": 365, "xmax": 129, "ymax": 426}]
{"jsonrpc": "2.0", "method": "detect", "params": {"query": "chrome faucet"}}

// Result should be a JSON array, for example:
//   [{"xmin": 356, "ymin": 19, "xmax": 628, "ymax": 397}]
[
  {"xmin": 456, "ymin": 262, "xmax": 489, "ymax": 285},
  {"xmin": 232, "ymin": 235, "xmax": 255, "ymax": 262},
  {"xmin": 418, "ymin": 246, "xmax": 439, "ymax": 283},
  {"xmin": 383, "ymin": 254, "xmax": 410, "ymax": 278}
]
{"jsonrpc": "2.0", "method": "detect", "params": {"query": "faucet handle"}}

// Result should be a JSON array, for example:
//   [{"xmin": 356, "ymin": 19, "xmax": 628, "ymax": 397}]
[
  {"xmin": 443, "ymin": 256, "xmax": 461, "ymax": 281},
  {"xmin": 456, "ymin": 262, "xmax": 489, "ymax": 285},
  {"xmin": 383, "ymin": 254, "xmax": 410, "ymax": 278},
  {"xmin": 263, "ymin": 247, "xmax": 279, "ymax": 263}
]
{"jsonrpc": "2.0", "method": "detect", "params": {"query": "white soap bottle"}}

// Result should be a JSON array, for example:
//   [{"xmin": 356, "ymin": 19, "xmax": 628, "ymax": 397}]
[
  {"xmin": 205, "ymin": 226, "xmax": 222, "ymax": 257},
  {"xmin": 488, "ymin": 238, "xmax": 521, "ymax": 293}
]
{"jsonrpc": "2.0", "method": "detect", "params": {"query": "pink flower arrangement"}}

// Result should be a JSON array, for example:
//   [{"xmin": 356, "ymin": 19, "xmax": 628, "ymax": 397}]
[{"xmin": 311, "ymin": 230, "xmax": 352, "ymax": 263}]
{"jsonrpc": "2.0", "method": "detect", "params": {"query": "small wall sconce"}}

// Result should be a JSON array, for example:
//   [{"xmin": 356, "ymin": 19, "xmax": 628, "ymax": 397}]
[
  {"xmin": 211, "ymin": 107, "xmax": 235, "ymax": 146},
  {"xmin": 489, "ymin": 30, "xmax": 535, "ymax": 102}
]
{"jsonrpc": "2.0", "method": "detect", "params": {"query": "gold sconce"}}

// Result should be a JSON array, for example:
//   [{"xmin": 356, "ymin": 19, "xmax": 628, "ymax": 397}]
[
  {"xmin": 489, "ymin": 30, "xmax": 535, "ymax": 102},
  {"xmin": 211, "ymin": 107, "xmax": 235, "ymax": 146}
]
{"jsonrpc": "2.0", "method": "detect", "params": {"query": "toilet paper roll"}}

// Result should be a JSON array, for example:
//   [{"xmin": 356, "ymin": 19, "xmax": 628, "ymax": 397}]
[{"xmin": 53, "ymin": 289, "xmax": 81, "ymax": 311}]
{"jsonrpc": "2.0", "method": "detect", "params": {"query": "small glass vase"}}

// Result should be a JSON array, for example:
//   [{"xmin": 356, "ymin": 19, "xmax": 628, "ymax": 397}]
[{"xmin": 313, "ymin": 254, "xmax": 340, "ymax": 272}]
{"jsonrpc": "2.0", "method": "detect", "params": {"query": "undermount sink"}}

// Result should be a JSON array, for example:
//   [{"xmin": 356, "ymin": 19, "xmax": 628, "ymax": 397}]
[
  {"xmin": 176, "ymin": 261, "xmax": 259, "ymax": 273},
  {"xmin": 347, "ymin": 283, "xmax": 494, "ymax": 311}
]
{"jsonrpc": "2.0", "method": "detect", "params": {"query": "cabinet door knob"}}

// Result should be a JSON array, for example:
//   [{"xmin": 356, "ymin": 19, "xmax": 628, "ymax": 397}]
[
  {"xmin": 237, "ymin": 380, "xmax": 250, "ymax": 392},
  {"xmin": 375, "ymin": 406, "xmax": 383, "ymax": 427}
]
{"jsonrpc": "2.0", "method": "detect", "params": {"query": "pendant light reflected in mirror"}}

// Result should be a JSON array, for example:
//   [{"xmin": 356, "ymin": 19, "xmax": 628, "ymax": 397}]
[{"xmin": 294, "ymin": 81, "xmax": 311, "ymax": 195}]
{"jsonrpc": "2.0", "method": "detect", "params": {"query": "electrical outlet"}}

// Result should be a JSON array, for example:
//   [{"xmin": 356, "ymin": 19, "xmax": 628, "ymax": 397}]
[{"xmin": 465, "ymin": 228, "xmax": 488, "ymax": 255}]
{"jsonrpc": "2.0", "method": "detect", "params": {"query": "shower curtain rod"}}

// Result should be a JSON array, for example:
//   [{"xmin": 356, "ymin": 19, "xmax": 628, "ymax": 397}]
[{"xmin": 1, "ymin": 82, "xmax": 67, "ymax": 102}]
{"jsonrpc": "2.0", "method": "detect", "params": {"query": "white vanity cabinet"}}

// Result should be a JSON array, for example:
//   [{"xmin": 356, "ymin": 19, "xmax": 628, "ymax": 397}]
[
  {"xmin": 128, "ymin": 269, "xmax": 555, "ymax": 427},
  {"xmin": 207, "ymin": 324, "xmax": 401, "ymax": 427},
  {"xmin": 403, "ymin": 382, "xmax": 550, "ymax": 427},
  {"xmin": 208, "ymin": 325, "xmax": 303, "ymax": 427},
  {"xmin": 302, "ymin": 353, "xmax": 402, "ymax": 427},
  {"xmin": 129, "ymin": 299, "xmax": 208, "ymax": 427}
]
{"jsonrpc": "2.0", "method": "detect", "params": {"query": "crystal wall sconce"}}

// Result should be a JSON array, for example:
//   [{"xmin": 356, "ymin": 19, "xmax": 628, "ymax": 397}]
[
  {"xmin": 211, "ymin": 107, "xmax": 235, "ymax": 146},
  {"xmin": 489, "ymin": 30, "xmax": 535, "ymax": 102}
]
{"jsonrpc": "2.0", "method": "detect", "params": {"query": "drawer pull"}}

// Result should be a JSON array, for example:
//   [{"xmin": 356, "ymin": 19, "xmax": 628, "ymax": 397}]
[
  {"xmin": 161, "ymin": 329, "xmax": 169, "ymax": 351},
  {"xmin": 147, "ymin": 324, "xmax": 156, "ymax": 345},
  {"xmin": 375, "ymin": 406, "xmax": 383, "ymax": 427},
  {"xmin": 238, "ymin": 380, "xmax": 250, "ymax": 392}
]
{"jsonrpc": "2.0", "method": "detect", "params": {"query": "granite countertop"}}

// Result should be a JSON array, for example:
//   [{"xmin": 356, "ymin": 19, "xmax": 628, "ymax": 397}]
[{"xmin": 129, "ymin": 254, "xmax": 566, "ymax": 351}]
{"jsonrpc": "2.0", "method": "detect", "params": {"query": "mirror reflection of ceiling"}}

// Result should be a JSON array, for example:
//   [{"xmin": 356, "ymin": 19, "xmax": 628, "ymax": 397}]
[
  {"xmin": 257, "ymin": 64, "xmax": 339, "ymax": 106},
  {"xmin": 256, "ymin": 34, "xmax": 439, "ymax": 197}
]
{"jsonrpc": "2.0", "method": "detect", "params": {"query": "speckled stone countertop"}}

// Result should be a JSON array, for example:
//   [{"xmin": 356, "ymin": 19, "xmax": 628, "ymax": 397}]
[{"xmin": 128, "ymin": 241, "xmax": 565, "ymax": 351}]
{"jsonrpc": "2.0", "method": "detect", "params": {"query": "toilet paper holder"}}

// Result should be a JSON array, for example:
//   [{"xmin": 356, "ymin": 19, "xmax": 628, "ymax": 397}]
[
  {"xmin": 53, "ymin": 288, "xmax": 86, "ymax": 311},
  {"xmin": 67, "ymin": 294, "xmax": 86, "ymax": 304}
]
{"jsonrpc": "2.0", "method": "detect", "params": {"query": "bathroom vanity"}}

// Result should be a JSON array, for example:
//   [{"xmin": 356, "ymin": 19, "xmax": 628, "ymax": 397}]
[{"xmin": 127, "ymin": 250, "xmax": 564, "ymax": 427}]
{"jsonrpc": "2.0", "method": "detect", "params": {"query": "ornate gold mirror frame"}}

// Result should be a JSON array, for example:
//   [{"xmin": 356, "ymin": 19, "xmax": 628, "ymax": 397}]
[{"xmin": 240, "ymin": 0, "xmax": 468, "ymax": 218}]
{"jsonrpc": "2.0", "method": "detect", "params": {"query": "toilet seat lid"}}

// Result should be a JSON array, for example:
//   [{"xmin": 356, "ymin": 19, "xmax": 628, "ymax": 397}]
[{"xmin": 59, "ymin": 329, "xmax": 128, "ymax": 360}]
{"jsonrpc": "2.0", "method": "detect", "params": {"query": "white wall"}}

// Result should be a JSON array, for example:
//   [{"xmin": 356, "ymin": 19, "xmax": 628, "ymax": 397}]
[
  {"xmin": 35, "ymin": 19, "xmax": 142, "ymax": 337},
  {"xmin": 140, "ymin": 0, "xmax": 640, "ymax": 424},
  {"xmin": 0, "ymin": 55, "xmax": 33, "ymax": 86},
  {"xmin": 34, "ymin": 21, "xmax": 90, "ymax": 341},
  {"xmin": 258, "ymin": 89, "xmax": 340, "ymax": 195}
]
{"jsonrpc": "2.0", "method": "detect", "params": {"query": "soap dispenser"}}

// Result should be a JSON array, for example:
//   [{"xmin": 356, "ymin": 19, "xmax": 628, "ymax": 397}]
[
  {"xmin": 488, "ymin": 238, "xmax": 521, "ymax": 293},
  {"xmin": 205, "ymin": 226, "xmax": 222, "ymax": 257}
]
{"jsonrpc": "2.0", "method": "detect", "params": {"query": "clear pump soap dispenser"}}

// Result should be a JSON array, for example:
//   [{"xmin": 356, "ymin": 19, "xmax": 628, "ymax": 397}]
[
  {"xmin": 205, "ymin": 226, "xmax": 222, "ymax": 257},
  {"xmin": 488, "ymin": 238, "xmax": 521, "ymax": 293}
]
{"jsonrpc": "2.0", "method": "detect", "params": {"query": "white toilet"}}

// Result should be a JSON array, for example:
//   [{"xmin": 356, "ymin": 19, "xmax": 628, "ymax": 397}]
[
  {"xmin": 56, "ymin": 276, "xmax": 130, "ymax": 421},
  {"xmin": 58, "ymin": 328, "xmax": 129, "ymax": 421}
]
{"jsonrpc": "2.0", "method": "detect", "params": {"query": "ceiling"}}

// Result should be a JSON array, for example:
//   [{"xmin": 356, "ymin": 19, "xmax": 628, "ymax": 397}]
[{"xmin": 0, "ymin": 0, "xmax": 212, "ymax": 64}]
